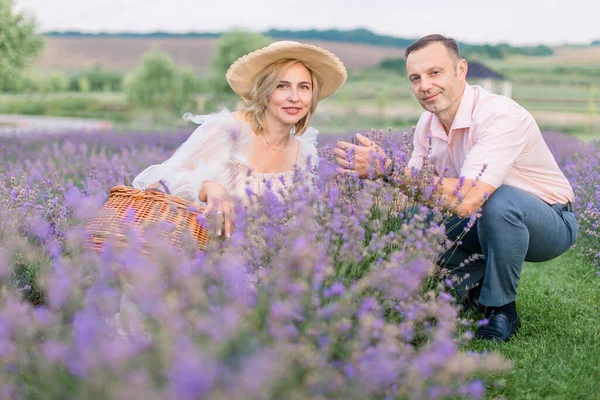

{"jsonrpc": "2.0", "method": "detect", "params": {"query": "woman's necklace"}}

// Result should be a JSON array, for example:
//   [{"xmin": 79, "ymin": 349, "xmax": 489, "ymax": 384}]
[{"xmin": 261, "ymin": 133, "xmax": 289, "ymax": 152}]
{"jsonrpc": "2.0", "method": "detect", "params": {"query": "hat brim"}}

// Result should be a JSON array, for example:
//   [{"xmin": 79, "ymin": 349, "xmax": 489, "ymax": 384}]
[{"xmin": 226, "ymin": 43, "xmax": 347, "ymax": 102}]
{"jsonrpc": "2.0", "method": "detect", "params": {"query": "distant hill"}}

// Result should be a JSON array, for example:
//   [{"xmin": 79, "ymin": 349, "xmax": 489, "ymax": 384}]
[
  {"xmin": 34, "ymin": 37, "xmax": 406, "ymax": 71},
  {"xmin": 44, "ymin": 28, "xmax": 555, "ymax": 58},
  {"xmin": 592, "ymin": 40, "xmax": 600, "ymax": 46},
  {"xmin": 44, "ymin": 31, "xmax": 221, "ymax": 38},
  {"xmin": 264, "ymin": 28, "xmax": 417, "ymax": 48},
  {"xmin": 44, "ymin": 28, "xmax": 416, "ymax": 47}
]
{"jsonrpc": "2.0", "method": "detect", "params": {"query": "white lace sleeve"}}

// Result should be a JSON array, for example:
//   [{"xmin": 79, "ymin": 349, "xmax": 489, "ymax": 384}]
[
  {"xmin": 132, "ymin": 111, "xmax": 238, "ymax": 204},
  {"xmin": 296, "ymin": 126, "xmax": 319, "ymax": 172}
]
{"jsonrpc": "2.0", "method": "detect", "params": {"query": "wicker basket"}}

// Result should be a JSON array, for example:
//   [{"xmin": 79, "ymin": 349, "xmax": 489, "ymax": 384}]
[{"xmin": 85, "ymin": 185, "xmax": 209, "ymax": 252}]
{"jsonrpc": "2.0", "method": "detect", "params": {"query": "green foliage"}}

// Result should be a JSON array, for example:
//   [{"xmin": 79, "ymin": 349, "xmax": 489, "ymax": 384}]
[
  {"xmin": 209, "ymin": 29, "xmax": 270, "ymax": 97},
  {"xmin": 380, "ymin": 46, "xmax": 553, "ymax": 73},
  {"xmin": 124, "ymin": 50, "xmax": 177, "ymax": 108},
  {"xmin": 460, "ymin": 43, "xmax": 554, "ymax": 60},
  {"xmin": 0, "ymin": 95, "xmax": 131, "ymax": 121},
  {"xmin": 461, "ymin": 44, "xmax": 505, "ymax": 59},
  {"xmin": 11, "ymin": 250, "xmax": 49, "ymax": 305},
  {"xmin": 586, "ymin": 85, "xmax": 597, "ymax": 135},
  {"xmin": 7, "ymin": 72, "xmax": 37, "ymax": 93},
  {"xmin": 511, "ymin": 44, "xmax": 554, "ymax": 57},
  {"xmin": 42, "ymin": 29, "xmax": 558, "ymax": 61},
  {"xmin": 266, "ymin": 28, "xmax": 416, "ymax": 48},
  {"xmin": 3, "ymin": 70, "xmax": 69, "ymax": 93},
  {"xmin": 379, "ymin": 57, "xmax": 406, "ymax": 74},
  {"xmin": 0, "ymin": 0, "xmax": 45, "ymax": 91},
  {"xmin": 124, "ymin": 50, "xmax": 199, "ymax": 112},
  {"xmin": 69, "ymin": 64, "xmax": 123, "ymax": 92},
  {"xmin": 173, "ymin": 67, "xmax": 199, "ymax": 112},
  {"xmin": 496, "ymin": 43, "xmax": 544, "ymax": 57},
  {"xmin": 77, "ymin": 77, "xmax": 90, "ymax": 93},
  {"xmin": 47, "ymin": 71, "xmax": 70, "ymax": 92},
  {"xmin": 548, "ymin": 65, "xmax": 600, "ymax": 77},
  {"xmin": 591, "ymin": 40, "xmax": 600, "ymax": 46},
  {"xmin": 4, "ymin": 65, "xmax": 123, "ymax": 94},
  {"xmin": 266, "ymin": 30, "xmax": 551, "ymax": 59},
  {"xmin": 1, "ymin": 67, "xmax": 123, "ymax": 95}
]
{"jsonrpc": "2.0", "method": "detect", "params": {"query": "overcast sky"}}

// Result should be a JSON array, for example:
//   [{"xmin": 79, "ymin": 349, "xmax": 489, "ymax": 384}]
[{"xmin": 14, "ymin": 0, "xmax": 599, "ymax": 46}]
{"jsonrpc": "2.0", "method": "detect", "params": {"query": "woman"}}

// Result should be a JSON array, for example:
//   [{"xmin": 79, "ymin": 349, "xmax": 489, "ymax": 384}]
[{"xmin": 132, "ymin": 41, "xmax": 347, "ymax": 238}]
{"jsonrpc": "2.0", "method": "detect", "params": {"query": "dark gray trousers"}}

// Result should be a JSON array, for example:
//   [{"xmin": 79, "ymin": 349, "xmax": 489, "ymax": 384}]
[{"xmin": 440, "ymin": 185, "xmax": 578, "ymax": 307}]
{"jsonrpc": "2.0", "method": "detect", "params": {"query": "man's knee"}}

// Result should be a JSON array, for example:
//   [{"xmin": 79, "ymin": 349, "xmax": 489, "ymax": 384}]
[{"xmin": 479, "ymin": 186, "xmax": 523, "ymax": 228}]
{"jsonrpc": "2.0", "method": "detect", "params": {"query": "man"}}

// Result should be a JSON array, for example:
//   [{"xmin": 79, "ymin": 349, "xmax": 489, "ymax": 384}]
[{"xmin": 334, "ymin": 34, "xmax": 578, "ymax": 342}]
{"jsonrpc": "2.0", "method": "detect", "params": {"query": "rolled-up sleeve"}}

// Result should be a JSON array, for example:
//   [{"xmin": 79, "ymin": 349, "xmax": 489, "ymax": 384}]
[{"xmin": 460, "ymin": 103, "xmax": 532, "ymax": 188}]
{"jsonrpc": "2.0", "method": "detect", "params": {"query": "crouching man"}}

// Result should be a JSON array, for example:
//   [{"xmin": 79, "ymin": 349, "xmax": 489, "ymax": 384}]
[{"xmin": 335, "ymin": 34, "xmax": 578, "ymax": 341}]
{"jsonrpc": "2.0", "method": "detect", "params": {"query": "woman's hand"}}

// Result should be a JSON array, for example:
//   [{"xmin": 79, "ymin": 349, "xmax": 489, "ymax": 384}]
[{"xmin": 200, "ymin": 181, "xmax": 235, "ymax": 238}]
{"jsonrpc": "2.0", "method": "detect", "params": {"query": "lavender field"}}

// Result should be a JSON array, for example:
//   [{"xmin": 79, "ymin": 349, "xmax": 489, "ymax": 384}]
[{"xmin": 0, "ymin": 126, "xmax": 598, "ymax": 399}]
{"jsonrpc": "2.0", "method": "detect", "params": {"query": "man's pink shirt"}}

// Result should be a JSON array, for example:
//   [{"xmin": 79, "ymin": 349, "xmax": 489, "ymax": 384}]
[{"xmin": 407, "ymin": 84, "xmax": 574, "ymax": 205}]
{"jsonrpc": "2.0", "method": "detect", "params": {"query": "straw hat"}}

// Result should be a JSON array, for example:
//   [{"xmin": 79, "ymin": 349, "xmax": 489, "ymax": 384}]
[{"xmin": 226, "ymin": 41, "xmax": 347, "ymax": 101}]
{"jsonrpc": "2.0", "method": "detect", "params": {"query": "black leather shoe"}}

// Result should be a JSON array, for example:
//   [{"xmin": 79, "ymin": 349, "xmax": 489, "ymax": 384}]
[{"xmin": 475, "ymin": 311, "xmax": 520, "ymax": 342}]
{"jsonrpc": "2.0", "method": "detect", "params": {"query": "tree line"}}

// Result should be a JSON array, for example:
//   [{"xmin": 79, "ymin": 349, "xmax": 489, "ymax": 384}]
[{"xmin": 45, "ymin": 28, "xmax": 556, "ymax": 58}]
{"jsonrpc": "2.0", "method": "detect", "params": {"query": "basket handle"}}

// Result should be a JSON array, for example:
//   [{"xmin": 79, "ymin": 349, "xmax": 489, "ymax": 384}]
[
  {"xmin": 145, "ymin": 179, "xmax": 171, "ymax": 195},
  {"xmin": 158, "ymin": 180, "xmax": 171, "ymax": 195}
]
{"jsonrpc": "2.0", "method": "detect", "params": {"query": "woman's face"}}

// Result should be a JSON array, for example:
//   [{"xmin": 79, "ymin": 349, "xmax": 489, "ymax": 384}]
[{"xmin": 265, "ymin": 62, "xmax": 313, "ymax": 127}]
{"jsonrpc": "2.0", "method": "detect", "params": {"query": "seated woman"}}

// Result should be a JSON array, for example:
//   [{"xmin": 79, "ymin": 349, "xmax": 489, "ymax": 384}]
[{"xmin": 132, "ymin": 41, "xmax": 347, "ymax": 238}]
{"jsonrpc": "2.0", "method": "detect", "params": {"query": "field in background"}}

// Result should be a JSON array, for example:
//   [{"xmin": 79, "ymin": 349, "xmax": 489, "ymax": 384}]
[
  {"xmin": 321, "ymin": 45, "xmax": 600, "ymax": 137},
  {"xmin": 484, "ymin": 47, "xmax": 600, "ymax": 139},
  {"xmin": 4, "ymin": 38, "xmax": 599, "ymax": 138},
  {"xmin": 34, "ymin": 37, "xmax": 405, "ymax": 72}
]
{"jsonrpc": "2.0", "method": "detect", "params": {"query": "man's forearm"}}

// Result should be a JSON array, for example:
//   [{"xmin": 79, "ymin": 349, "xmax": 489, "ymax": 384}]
[
  {"xmin": 383, "ymin": 163, "xmax": 486, "ymax": 216},
  {"xmin": 431, "ymin": 176, "xmax": 485, "ymax": 216}
]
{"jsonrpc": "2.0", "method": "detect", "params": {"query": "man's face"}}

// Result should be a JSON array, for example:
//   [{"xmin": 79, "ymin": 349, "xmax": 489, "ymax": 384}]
[{"xmin": 406, "ymin": 42, "xmax": 467, "ymax": 117}]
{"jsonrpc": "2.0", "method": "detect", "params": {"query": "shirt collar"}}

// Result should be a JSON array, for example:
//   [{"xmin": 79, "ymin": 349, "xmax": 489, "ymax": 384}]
[
  {"xmin": 451, "ymin": 83, "xmax": 474, "ymax": 131},
  {"xmin": 430, "ymin": 114, "xmax": 447, "ymax": 142},
  {"xmin": 429, "ymin": 83, "xmax": 474, "ymax": 140}
]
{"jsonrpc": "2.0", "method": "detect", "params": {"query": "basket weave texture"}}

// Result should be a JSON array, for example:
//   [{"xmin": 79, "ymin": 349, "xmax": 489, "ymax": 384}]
[{"xmin": 85, "ymin": 185, "xmax": 209, "ymax": 251}]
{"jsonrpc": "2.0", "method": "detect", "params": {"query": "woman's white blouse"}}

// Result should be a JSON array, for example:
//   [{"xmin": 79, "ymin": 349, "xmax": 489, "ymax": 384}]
[{"xmin": 132, "ymin": 109, "xmax": 319, "ymax": 205}]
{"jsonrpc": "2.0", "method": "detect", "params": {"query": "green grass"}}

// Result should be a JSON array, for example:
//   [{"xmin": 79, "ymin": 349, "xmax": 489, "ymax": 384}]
[{"xmin": 468, "ymin": 250, "xmax": 600, "ymax": 399}]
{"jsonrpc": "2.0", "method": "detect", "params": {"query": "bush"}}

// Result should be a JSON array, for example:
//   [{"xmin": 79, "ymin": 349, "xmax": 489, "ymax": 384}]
[
  {"xmin": 3, "ymin": 70, "xmax": 70, "ymax": 94},
  {"xmin": 0, "ymin": 0, "xmax": 45, "ymax": 91},
  {"xmin": 69, "ymin": 65, "xmax": 124, "ymax": 92},
  {"xmin": 77, "ymin": 77, "xmax": 91, "ymax": 93},
  {"xmin": 0, "ymin": 95, "xmax": 131, "ymax": 121},
  {"xmin": 173, "ymin": 68, "xmax": 199, "ymax": 113},
  {"xmin": 543, "ymin": 132, "xmax": 600, "ymax": 270},
  {"xmin": 47, "ymin": 71, "xmax": 70, "ymax": 92},
  {"xmin": 379, "ymin": 57, "xmax": 407, "ymax": 74},
  {"xmin": 124, "ymin": 50, "xmax": 198, "ymax": 113},
  {"xmin": 209, "ymin": 29, "xmax": 270, "ymax": 97}
]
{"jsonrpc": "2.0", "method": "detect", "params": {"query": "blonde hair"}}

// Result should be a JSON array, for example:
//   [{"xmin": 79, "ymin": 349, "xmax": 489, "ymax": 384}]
[{"xmin": 243, "ymin": 59, "xmax": 321, "ymax": 136}]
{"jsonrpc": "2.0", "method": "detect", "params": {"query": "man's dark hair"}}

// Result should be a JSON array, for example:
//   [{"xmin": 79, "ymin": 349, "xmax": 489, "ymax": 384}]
[{"xmin": 404, "ymin": 34, "xmax": 461, "ymax": 60}]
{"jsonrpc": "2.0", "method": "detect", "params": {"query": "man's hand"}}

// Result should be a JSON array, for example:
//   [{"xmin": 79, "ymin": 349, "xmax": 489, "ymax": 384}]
[{"xmin": 334, "ymin": 133, "xmax": 389, "ymax": 179}]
